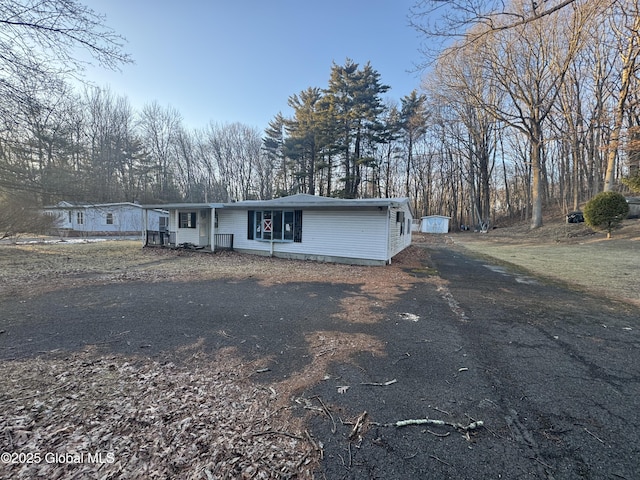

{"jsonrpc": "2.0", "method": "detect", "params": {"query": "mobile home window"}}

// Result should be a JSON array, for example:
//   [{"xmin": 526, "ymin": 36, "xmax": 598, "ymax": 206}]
[
  {"xmin": 106, "ymin": 213, "xmax": 114, "ymax": 225},
  {"xmin": 248, "ymin": 210, "xmax": 302, "ymax": 242},
  {"xmin": 179, "ymin": 212, "xmax": 197, "ymax": 228},
  {"xmin": 396, "ymin": 211, "xmax": 405, "ymax": 235},
  {"xmin": 76, "ymin": 212, "xmax": 84, "ymax": 225}
]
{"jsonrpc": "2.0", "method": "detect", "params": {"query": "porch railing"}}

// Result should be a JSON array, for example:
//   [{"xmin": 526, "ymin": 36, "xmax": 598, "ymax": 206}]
[
  {"xmin": 146, "ymin": 230, "xmax": 169, "ymax": 246},
  {"xmin": 214, "ymin": 234, "xmax": 234, "ymax": 251},
  {"xmin": 147, "ymin": 231, "xmax": 233, "ymax": 251}
]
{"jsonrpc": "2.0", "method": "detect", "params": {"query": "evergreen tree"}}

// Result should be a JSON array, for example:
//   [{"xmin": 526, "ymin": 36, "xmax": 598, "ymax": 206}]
[
  {"xmin": 284, "ymin": 88, "xmax": 324, "ymax": 194},
  {"xmin": 325, "ymin": 59, "xmax": 389, "ymax": 198},
  {"xmin": 400, "ymin": 90, "xmax": 429, "ymax": 197},
  {"xmin": 263, "ymin": 113, "xmax": 288, "ymax": 197},
  {"xmin": 584, "ymin": 191, "xmax": 630, "ymax": 238},
  {"xmin": 378, "ymin": 102, "xmax": 403, "ymax": 198}
]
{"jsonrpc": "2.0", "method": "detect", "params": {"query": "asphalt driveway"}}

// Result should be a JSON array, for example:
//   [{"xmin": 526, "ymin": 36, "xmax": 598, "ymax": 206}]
[{"xmin": 1, "ymin": 244, "xmax": 639, "ymax": 479}]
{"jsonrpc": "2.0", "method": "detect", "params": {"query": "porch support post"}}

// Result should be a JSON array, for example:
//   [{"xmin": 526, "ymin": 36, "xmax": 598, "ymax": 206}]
[
  {"xmin": 210, "ymin": 207, "xmax": 216, "ymax": 252},
  {"xmin": 143, "ymin": 209, "xmax": 149, "ymax": 246},
  {"xmin": 174, "ymin": 210, "xmax": 180, "ymax": 245}
]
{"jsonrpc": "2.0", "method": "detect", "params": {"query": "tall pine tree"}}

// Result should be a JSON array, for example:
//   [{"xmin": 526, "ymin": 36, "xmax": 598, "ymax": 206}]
[
  {"xmin": 325, "ymin": 59, "xmax": 389, "ymax": 198},
  {"xmin": 284, "ymin": 88, "xmax": 324, "ymax": 195}
]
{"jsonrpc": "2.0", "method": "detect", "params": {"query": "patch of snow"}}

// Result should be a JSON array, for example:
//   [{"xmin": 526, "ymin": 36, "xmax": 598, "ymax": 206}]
[{"xmin": 16, "ymin": 238, "xmax": 108, "ymax": 245}]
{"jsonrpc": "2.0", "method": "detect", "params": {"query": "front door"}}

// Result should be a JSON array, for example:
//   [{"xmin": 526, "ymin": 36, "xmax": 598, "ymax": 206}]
[{"xmin": 199, "ymin": 210, "xmax": 209, "ymax": 247}]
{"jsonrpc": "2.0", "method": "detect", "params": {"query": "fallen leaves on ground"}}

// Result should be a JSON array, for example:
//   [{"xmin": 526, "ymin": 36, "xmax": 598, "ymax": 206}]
[
  {"xmin": 0, "ymin": 350, "xmax": 317, "ymax": 479},
  {"xmin": 0, "ymin": 241, "xmax": 431, "ymax": 478}
]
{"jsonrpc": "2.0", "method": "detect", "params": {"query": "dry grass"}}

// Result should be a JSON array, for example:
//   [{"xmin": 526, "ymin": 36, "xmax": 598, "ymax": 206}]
[
  {"xmin": 447, "ymin": 217, "xmax": 640, "ymax": 307},
  {"xmin": 0, "ymin": 241, "xmax": 416, "ymax": 299}
]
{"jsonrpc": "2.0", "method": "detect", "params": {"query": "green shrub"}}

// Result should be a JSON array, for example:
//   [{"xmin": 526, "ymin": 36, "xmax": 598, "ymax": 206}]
[{"xmin": 583, "ymin": 191, "xmax": 630, "ymax": 238}]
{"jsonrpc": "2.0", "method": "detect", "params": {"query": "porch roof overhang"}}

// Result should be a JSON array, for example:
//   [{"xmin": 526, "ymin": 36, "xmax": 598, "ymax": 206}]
[
  {"xmin": 224, "ymin": 194, "xmax": 410, "ymax": 211},
  {"xmin": 141, "ymin": 195, "xmax": 412, "ymax": 214},
  {"xmin": 142, "ymin": 203, "xmax": 223, "ymax": 210}
]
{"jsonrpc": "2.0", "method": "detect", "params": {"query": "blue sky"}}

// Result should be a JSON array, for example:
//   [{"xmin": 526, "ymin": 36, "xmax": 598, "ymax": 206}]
[{"xmin": 83, "ymin": 1, "xmax": 425, "ymax": 131}]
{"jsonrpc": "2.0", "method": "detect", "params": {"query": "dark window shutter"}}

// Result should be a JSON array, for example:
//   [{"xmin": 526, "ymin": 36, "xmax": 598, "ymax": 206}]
[
  {"xmin": 294, "ymin": 210, "xmax": 302, "ymax": 242},
  {"xmin": 247, "ymin": 210, "xmax": 254, "ymax": 239}
]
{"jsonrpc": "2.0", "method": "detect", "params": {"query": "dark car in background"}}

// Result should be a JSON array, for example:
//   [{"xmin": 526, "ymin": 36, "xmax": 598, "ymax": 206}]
[{"xmin": 566, "ymin": 211, "xmax": 585, "ymax": 223}]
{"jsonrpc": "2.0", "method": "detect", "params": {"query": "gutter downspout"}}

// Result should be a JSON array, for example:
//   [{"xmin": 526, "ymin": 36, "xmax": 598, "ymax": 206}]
[{"xmin": 385, "ymin": 205, "xmax": 391, "ymax": 265}]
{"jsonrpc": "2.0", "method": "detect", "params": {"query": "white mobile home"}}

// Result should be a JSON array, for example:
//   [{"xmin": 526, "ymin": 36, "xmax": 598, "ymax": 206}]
[
  {"xmin": 143, "ymin": 194, "xmax": 413, "ymax": 266},
  {"xmin": 43, "ymin": 201, "xmax": 168, "ymax": 237}
]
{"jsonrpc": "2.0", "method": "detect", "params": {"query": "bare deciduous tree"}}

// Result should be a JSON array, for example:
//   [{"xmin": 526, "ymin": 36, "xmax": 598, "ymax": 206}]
[
  {"xmin": 410, "ymin": 0, "xmax": 580, "ymax": 63},
  {"xmin": 0, "ymin": 0, "xmax": 131, "ymax": 114},
  {"xmin": 138, "ymin": 102, "xmax": 183, "ymax": 201},
  {"xmin": 603, "ymin": 0, "xmax": 640, "ymax": 191},
  {"xmin": 0, "ymin": 0, "xmax": 131, "ymax": 200}
]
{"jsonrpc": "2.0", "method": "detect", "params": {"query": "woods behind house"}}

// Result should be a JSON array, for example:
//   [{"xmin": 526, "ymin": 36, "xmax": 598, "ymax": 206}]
[{"xmin": 1, "ymin": 0, "xmax": 639, "ymax": 235}]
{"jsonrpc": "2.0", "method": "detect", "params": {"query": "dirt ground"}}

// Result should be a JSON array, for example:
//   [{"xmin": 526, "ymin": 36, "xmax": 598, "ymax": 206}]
[{"xmin": 0, "ymin": 220, "xmax": 639, "ymax": 479}]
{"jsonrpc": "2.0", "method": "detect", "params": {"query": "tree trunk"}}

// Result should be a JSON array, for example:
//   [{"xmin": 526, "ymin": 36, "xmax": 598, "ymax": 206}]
[
  {"xmin": 604, "ymin": 13, "xmax": 640, "ymax": 191},
  {"xmin": 530, "ymin": 124, "xmax": 544, "ymax": 228}
]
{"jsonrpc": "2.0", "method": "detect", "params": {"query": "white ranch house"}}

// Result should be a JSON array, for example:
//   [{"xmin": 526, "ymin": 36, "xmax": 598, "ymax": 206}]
[
  {"xmin": 142, "ymin": 194, "xmax": 413, "ymax": 266},
  {"xmin": 44, "ymin": 201, "xmax": 168, "ymax": 237}
]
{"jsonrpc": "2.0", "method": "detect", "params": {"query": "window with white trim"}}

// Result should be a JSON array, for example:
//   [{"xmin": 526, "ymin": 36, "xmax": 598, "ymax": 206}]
[
  {"xmin": 106, "ymin": 213, "xmax": 114, "ymax": 225},
  {"xmin": 76, "ymin": 211, "xmax": 84, "ymax": 225}
]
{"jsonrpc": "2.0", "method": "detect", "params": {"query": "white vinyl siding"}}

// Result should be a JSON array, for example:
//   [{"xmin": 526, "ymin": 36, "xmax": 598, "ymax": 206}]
[
  {"xmin": 222, "ymin": 209, "xmax": 390, "ymax": 262},
  {"xmin": 388, "ymin": 205, "xmax": 413, "ymax": 257},
  {"xmin": 301, "ymin": 210, "xmax": 388, "ymax": 260},
  {"xmin": 44, "ymin": 203, "xmax": 166, "ymax": 236},
  {"xmin": 154, "ymin": 196, "xmax": 412, "ymax": 264},
  {"xmin": 173, "ymin": 210, "xmax": 200, "ymax": 245}
]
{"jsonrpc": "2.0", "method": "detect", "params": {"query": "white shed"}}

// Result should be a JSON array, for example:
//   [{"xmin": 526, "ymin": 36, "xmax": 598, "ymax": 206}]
[{"xmin": 420, "ymin": 215, "xmax": 450, "ymax": 234}]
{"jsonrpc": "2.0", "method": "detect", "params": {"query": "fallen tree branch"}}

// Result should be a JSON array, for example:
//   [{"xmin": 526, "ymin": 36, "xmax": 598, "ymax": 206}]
[
  {"xmin": 311, "ymin": 395, "xmax": 336, "ymax": 434},
  {"xmin": 251, "ymin": 429, "xmax": 304, "ymax": 440},
  {"xmin": 360, "ymin": 379, "xmax": 397, "ymax": 386},
  {"xmin": 430, "ymin": 454, "xmax": 451, "ymax": 466},
  {"xmin": 349, "ymin": 411, "xmax": 367, "ymax": 440},
  {"xmin": 374, "ymin": 418, "xmax": 484, "ymax": 432},
  {"xmin": 431, "ymin": 405, "xmax": 451, "ymax": 416},
  {"xmin": 392, "ymin": 353, "xmax": 411, "ymax": 365},
  {"xmin": 584, "ymin": 427, "xmax": 605, "ymax": 444}
]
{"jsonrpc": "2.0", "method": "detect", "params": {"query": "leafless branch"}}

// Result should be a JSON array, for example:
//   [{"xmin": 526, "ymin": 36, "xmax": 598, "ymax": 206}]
[{"xmin": 410, "ymin": 0, "xmax": 581, "ymax": 63}]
